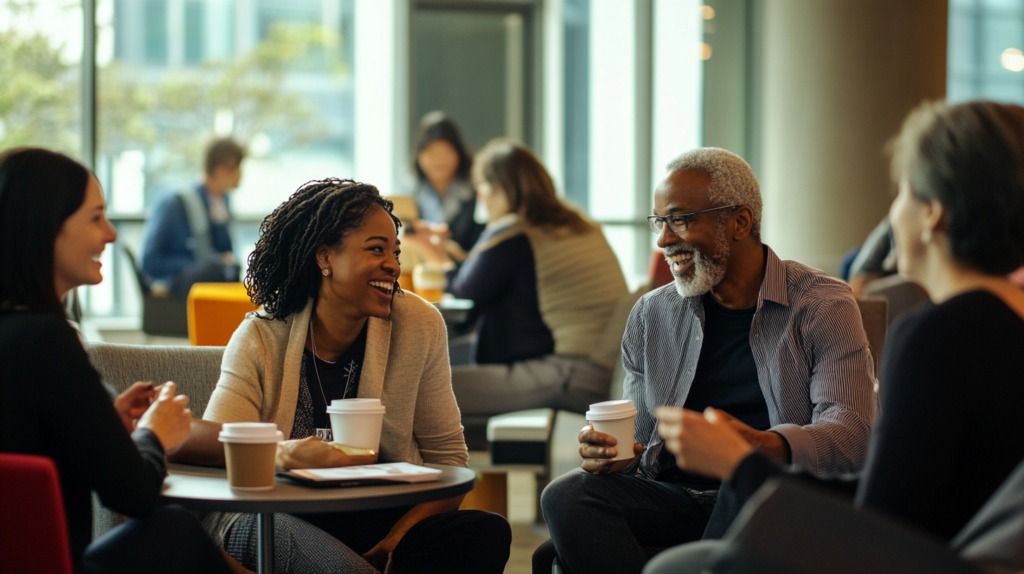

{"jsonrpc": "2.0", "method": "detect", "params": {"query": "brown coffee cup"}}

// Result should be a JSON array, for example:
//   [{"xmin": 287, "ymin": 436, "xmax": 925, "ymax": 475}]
[{"xmin": 219, "ymin": 423, "xmax": 284, "ymax": 491}]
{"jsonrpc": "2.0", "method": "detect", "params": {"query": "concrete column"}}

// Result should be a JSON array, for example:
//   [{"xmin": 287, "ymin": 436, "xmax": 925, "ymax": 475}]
[{"xmin": 757, "ymin": 0, "xmax": 947, "ymax": 274}]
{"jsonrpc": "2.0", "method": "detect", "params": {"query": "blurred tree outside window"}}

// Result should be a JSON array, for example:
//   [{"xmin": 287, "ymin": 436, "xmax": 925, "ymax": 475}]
[
  {"xmin": 1, "ymin": 0, "xmax": 356, "ymax": 320},
  {"xmin": 0, "ymin": 0, "xmax": 83, "ymax": 158},
  {"xmin": 85, "ymin": 0, "xmax": 355, "ymax": 319},
  {"xmin": 98, "ymin": 0, "xmax": 354, "ymax": 219}
]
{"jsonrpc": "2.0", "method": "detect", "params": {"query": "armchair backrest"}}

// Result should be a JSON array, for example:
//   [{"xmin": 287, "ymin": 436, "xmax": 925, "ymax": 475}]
[
  {"xmin": 84, "ymin": 343, "xmax": 226, "ymax": 540},
  {"xmin": 85, "ymin": 343, "xmax": 225, "ymax": 419},
  {"xmin": 855, "ymin": 297, "xmax": 888, "ymax": 380},
  {"xmin": 0, "ymin": 454, "xmax": 74, "ymax": 574},
  {"xmin": 953, "ymin": 456, "xmax": 1024, "ymax": 569}
]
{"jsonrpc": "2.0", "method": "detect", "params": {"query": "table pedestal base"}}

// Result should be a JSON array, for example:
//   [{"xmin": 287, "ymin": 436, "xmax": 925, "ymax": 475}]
[{"xmin": 257, "ymin": 512, "xmax": 275, "ymax": 574}]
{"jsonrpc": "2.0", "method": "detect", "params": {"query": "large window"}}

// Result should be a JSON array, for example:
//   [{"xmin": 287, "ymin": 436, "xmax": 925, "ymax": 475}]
[
  {"xmin": 562, "ymin": 0, "xmax": 703, "ymax": 290},
  {"xmin": 4, "ymin": 0, "xmax": 708, "ymax": 325},
  {"xmin": 0, "ymin": 0, "xmax": 83, "ymax": 157},
  {"xmin": 81, "ymin": 0, "xmax": 356, "ymax": 319},
  {"xmin": 949, "ymin": 0, "xmax": 1024, "ymax": 103}
]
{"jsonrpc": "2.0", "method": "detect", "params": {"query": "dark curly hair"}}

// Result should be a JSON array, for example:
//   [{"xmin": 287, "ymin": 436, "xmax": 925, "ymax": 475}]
[{"xmin": 245, "ymin": 178, "xmax": 401, "ymax": 320}]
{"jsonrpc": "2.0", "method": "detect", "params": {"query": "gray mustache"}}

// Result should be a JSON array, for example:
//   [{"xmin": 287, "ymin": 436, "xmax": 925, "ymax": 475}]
[{"xmin": 664, "ymin": 244, "xmax": 699, "ymax": 257}]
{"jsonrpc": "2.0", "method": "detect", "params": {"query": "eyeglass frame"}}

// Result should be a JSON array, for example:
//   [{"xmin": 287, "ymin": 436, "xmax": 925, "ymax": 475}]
[{"xmin": 647, "ymin": 205, "xmax": 740, "ymax": 235}]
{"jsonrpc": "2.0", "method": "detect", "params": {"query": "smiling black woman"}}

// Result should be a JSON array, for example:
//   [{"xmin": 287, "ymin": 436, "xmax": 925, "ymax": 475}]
[{"xmin": 170, "ymin": 178, "xmax": 511, "ymax": 574}]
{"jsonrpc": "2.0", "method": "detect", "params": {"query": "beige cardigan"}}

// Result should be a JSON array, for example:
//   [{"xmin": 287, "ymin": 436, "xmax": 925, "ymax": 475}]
[{"xmin": 203, "ymin": 293, "xmax": 468, "ymax": 468}]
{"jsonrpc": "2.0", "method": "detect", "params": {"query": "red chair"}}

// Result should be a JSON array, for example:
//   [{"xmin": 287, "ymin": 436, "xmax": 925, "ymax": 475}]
[{"xmin": 0, "ymin": 453, "xmax": 73, "ymax": 574}]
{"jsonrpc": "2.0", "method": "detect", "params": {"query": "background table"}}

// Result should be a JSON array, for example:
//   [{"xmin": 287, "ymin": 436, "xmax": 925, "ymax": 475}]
[
  {"xmin": 433, "ymin": 297, "xmax": 473, "ymax": 325},
  {"xmin": 162, "ymin": 463, "xmax": 476, "ymax": 574}
]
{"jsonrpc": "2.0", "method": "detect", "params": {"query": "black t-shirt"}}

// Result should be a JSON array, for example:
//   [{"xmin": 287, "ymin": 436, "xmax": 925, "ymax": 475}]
[
  {"xmin": 657, "ymin": 291, "xmax": 769, "ymax": 487},
  {"xmin": 685, "ymin": 292, "xmax": 770, "ymax": 430},
  {"xmin": 294, "ymin": 322, "xmax": 368, "ymax": 441}
]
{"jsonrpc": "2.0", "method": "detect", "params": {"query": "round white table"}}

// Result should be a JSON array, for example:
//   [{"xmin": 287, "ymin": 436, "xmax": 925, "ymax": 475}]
[{"xmin": 161, "ymin": 463, "xmax": 476, "ymax": 574}]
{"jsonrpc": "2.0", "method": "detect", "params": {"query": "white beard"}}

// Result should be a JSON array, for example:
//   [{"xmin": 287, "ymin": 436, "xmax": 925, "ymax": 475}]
[{"xmin": 668, "ymin": 224, "xmax": 731, "ymax": 298}]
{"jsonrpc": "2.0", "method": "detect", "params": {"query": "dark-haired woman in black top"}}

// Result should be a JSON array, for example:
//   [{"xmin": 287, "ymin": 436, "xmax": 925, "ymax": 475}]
[
  {"xmin": 0, "ymin": 148, "xmax": 247, "ymax": 574},
  {"xmin": 408, "ymin": 111, "xmax": 484, "ymax": 256},
  {"xmin": 646, "ymin": 100, "xmax": 1024, "ymax": 572}
]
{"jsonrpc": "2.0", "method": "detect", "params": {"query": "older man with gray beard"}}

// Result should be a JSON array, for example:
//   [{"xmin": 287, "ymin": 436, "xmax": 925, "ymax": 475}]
[{"xmin": 534, "ymin": 148, "xmax": 877, "ymax": 574}]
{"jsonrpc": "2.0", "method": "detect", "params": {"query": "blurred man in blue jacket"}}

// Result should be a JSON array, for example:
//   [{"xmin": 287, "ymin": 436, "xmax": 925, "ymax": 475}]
[{"xmin": 141, "ymin": 138, "xmax": 244, "ymax": 297}]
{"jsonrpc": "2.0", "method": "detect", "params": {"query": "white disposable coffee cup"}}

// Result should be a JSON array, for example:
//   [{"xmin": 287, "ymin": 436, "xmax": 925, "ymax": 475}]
[
  {"xmin": 326, "ymin": 399, "xmax": 386, "ymax": 452},
  {"xmin": 586, "ymin": 400, "xmax": 638, "ymax": 462},
  {"xmin": 218, "ymin": 423, "xmax": 284, "ymax": 491}
]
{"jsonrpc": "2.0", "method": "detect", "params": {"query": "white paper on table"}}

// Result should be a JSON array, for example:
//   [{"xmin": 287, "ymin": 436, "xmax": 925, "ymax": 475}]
[{"xmin": 286, "ymin": 462, "xmax": 442, "ymax": 483}]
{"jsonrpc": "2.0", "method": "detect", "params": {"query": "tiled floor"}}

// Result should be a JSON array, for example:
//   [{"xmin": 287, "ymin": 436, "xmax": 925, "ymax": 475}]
[
  {"xmin": 505, "ymin": 469, "xmax": 549, "ymax": 573},
  {"xmin": 507, "ymin": 523, "xmax": 549, "ymax": 574}
]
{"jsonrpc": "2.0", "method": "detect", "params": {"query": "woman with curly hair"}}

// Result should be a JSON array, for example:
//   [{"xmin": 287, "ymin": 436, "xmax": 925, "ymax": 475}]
[{"xmin": 173, "ymin": 178, "xmax": 510, "ymax": 574}]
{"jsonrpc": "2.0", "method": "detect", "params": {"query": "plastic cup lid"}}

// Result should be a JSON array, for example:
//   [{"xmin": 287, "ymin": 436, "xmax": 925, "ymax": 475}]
[
  {"xmin": 586, "ymin": 400, "xmax": 638, "ymax": 421},
  {"xmin": 218, "ymin": 422, "xmax": 284, "ymax": 443},
  {"xmin": 326, "ymin": 398, "xmax": 386, "ymax": 414}
]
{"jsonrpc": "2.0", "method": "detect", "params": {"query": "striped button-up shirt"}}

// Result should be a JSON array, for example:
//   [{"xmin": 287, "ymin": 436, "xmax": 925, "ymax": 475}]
[{"xmin": 622, "ymin": 246, "xmax": 877, "ymax": 478}]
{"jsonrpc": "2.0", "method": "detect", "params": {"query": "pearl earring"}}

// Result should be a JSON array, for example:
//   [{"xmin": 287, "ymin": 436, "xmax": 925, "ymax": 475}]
[
  {"xmin": 921, "ymin": 229, "xmax": 932, "ymax": 243},
  {"xmin": 322, "ymin": 268, "xmax": 330, "ymax": 277}
]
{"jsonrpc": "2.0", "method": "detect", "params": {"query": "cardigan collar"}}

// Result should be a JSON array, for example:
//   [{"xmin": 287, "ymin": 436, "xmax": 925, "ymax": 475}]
[{"xmin": 288, "ymin": 298, "xmax": 393, "ymax": 404}]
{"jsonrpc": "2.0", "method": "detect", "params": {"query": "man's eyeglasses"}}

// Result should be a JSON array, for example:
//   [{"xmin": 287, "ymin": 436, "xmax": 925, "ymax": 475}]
[{"xmin": 647, "ymin": 205, "xmax": 739, "ymax": 235}]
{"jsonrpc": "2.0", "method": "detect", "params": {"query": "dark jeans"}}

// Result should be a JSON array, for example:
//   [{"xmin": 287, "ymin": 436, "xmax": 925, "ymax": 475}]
[
  {"xmin": 296, "ymin": 506, "xmax": 512, "ymax": 574},
  {"xmin": 82, "ymin": 505, "xmax": 231, "ymax": 574},
  {"xmin": 538, "ymin": 469, "xmax": 718, "ymax": 574}
]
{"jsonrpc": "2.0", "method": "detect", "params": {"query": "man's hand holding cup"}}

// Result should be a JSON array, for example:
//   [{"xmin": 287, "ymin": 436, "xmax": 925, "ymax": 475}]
[
  {"xmin": 579, "ymin": 426, "xmax": 643, "ymax": 474},
  {"xmin": 580, "ymin": 400, "xmax": 642, "ymax": 474}
]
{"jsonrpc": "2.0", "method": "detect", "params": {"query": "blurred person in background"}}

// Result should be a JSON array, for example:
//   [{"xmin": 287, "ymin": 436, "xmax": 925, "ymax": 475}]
[
  {"xmin": 407, "ymin": 111, "xmax": 483, "ymax": 261},
  {"xmin": 409, "ymin": 139, "xmax": 628, "ymax": 423},
  {"xmin": 0, "ymin": 147, "xmax": 248, "ymax": 574},
  {"xmin": 141, "ymin": 138, "xmax": 244, "ymax": 298},
  {"xmin": 846, "ymin": 217, "xmax": 897, "ymax": 298}
]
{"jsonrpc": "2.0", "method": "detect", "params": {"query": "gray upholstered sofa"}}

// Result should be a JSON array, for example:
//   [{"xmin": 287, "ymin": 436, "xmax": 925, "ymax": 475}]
[{"xmin": 84, "ymin": 343, "xmax": 225, "ymax": 539}]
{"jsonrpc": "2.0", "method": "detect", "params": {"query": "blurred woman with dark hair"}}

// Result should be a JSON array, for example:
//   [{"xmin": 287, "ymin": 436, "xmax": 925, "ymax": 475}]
[
  {"xmin": 408, "ymin": 111, "xmax": 483, "ymax": 257},
  {"xmin": 645, "ymin": 100, "xmax": 1024, "ymax": 573},
  {"xmin": 414, "ymin": 138, "xmax": 629, "ymax": 423},
  {"xmin": 0, "ymin": 148, "xmax": 246, "ymax": 574}
]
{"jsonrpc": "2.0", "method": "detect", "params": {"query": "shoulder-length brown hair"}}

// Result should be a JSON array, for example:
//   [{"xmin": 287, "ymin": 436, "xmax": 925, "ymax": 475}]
[{"xmin": 472, "ymin": 138, "xmax": 592, "ymax": 234}]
